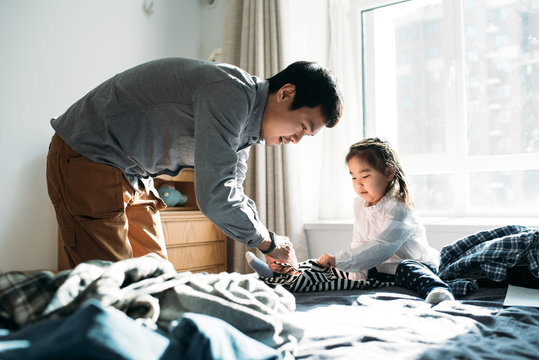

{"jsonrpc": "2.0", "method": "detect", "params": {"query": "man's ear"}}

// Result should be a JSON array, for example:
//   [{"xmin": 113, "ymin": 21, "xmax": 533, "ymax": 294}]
[{"xmin": 278, "ymin": 83, "xmax": 296, "ymax": 102}]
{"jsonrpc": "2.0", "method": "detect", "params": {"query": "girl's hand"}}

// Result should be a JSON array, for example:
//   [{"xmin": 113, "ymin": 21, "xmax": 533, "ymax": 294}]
[{"xmin": 317, "ymin": 253, "xmax": 336, "ymax": 268}]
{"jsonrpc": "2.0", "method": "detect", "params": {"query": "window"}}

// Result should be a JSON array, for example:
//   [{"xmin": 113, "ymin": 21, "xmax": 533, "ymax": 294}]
[{"xmin": 353, "ymin": 0, "xmax": 539, "ymax": 218}]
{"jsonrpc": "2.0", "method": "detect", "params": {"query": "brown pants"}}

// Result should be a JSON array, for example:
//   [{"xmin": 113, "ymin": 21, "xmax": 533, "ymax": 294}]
[{"xmin": 46, "ymin": 133, "xmax": 168, "ymax": 270}]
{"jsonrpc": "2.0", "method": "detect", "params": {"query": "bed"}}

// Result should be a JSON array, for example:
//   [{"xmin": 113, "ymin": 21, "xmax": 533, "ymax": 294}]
[
  {"xmin": 292, "ymin": 286, "xmax": 539, "ymax": 359},
  {"xmin": 1, "ymin": 226, "xmax": 538, "ymax": 359}
]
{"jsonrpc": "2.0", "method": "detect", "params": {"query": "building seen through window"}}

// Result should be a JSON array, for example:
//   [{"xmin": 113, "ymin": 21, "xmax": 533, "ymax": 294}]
[{"xmin": 359, "ymin": 0, "xmax": 539, "ymax": 217}]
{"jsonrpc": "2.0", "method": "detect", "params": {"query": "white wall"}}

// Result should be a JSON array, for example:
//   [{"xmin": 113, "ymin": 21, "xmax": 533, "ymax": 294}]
[
  {"xmin": 0, "ymin": 0, "xmax": 226, "ymax": 271},
  {"xmin": 303, "ymin": 222, "xmax": 487, "ymax": 259},
  {"xmin": 305, "ymin": 218, "xmax": 539, "ymax": 259}
]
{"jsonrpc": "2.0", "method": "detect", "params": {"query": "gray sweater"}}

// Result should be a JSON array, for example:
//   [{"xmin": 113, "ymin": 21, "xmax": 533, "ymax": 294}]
[{"xmin": 51, "ymin": 57, "xmax": 270, "ymax": 247}]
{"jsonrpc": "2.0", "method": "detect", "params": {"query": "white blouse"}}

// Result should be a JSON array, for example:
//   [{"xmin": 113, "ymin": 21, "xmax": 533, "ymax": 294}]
[{"xmin": 335, "ymin": 193, "xmax": 439, "ymax": 281}]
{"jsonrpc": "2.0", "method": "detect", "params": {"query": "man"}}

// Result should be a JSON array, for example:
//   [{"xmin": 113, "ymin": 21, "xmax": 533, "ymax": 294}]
[{"xmin": 47, "ymin": 57, "xmax": 343, "ymax": 272}]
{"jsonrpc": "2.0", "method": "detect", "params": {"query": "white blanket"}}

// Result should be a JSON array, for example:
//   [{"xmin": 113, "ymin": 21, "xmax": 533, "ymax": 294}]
[{"xmin": 42, "ymin": 254, "xmax": 303, "ymax": 353}]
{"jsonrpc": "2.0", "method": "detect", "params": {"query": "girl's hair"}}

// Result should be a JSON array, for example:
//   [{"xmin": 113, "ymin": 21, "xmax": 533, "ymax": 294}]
[{"xmin": 345, "ymin": 137, "xmax": 414, "ymax": 208}]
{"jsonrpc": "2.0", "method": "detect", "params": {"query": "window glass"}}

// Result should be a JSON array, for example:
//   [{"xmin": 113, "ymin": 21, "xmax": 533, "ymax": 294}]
[{"xmin": 360, "ymin": 0, "xmax": 539, "ymax": 217}]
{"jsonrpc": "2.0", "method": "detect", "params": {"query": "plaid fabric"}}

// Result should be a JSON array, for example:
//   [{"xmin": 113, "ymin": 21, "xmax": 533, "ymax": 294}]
[
  {"xmin": 0, "ymin": 254, "xmax": 304, "ymax": 352},
  {"xmin": 261, "ymin": 260, "xmax": 394, "ymax": 293},
  {"xmin": 0, "ymin": 270, "xmax": 70, "ymax": 329},
  {"xmin": 438, "ymin": 225, "xmax": 539, "ymax": 296},
  {"xmin": 0, "ymin": 255, "xmax": 174, "ymax": 330}
]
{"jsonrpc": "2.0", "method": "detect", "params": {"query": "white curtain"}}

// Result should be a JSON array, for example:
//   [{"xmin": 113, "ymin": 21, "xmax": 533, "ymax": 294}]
[
  {"xmin": 221, "ymin": 0, "xmax": 309, "ymax": 273},
  {"xmin": 318, "ymin": 0, "xmax": 362, "ymax": 219},
  {"xmin": 283, "ymin": 0, "xmax": 362, "ymax": 223}
]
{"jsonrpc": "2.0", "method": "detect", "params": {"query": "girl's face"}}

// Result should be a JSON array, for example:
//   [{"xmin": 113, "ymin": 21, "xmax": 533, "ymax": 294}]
[{"xmin": 347, "ymin": 156, "xmax": 395, "ymax": 207}]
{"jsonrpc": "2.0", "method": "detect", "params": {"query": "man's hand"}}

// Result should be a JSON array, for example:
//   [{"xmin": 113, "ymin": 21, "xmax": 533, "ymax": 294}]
[
  {"xmin": 264, "ymin": 255, "xmax": 301, "ymax": 275},
  {"xmin": 258, "ymin": 233, "xmax": 299, "ymax": 274},
  {"xmin": 317, "ymin": 253, "xmax": 336, "ymax": 268}
]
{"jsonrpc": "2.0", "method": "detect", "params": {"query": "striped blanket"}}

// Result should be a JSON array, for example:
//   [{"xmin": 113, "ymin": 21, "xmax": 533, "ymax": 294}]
[{"xmin": 260, "ymin": 260, "xmax": 394, "ymax": 293}]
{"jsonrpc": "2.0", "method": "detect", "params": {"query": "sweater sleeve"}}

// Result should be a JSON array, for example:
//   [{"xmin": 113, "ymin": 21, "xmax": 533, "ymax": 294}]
[
  {"xmin": 193, "ymin": 81, "xmax": 269, "ymax": 247},
  {"xmin": 335, "ymin": 199, "xmax": 417, "ymax": 273}
]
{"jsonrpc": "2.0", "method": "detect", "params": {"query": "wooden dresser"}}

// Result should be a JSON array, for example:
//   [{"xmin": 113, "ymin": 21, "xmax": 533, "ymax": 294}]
[{"xmin": 155, "ymin": 169, "xmax": 227, "ymax": 273}]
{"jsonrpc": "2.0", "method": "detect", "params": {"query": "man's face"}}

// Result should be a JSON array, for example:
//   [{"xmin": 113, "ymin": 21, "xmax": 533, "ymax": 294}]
[{"xmin": 261, "ymin": 90, "xmax": 327, "ymax": 146}]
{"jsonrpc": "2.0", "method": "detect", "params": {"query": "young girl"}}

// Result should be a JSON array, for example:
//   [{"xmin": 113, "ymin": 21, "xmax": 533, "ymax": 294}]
[
  {"xmin": 247, "ymin": 137, "xmax": 453, "ymax": 304},
  {"xmin": 316, "ymin": 137, "xmax": 453, "ymax": 304}
]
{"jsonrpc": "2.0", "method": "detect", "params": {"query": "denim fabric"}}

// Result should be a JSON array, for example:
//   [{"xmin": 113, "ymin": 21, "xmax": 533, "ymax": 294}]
[
  {"xmin": 170, "ymin": 312, "xmax": 281, "ymax": 360},
  {"xmin": 0, "ymin": 300, "xmax": 170, "ymax": 360},
  {"xmin": 0, "ymin": 300, "xmax": 281, "ymax": 360}
]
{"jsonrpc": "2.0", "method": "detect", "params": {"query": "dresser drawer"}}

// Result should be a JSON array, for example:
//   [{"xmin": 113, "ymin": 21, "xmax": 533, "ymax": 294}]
[
  {"xmin": 160, "ymin": 210, "xmax": 227, "ymax": 273},
  {"xmin": 161, "ymin": 211, "xmax": 226, "ymax": 245},
  {"xmin": 166, "ymin": 242, "xmax": 226, "ymax": 272}
]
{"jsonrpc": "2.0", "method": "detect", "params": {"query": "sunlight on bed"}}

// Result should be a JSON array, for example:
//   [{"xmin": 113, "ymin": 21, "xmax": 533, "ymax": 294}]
[{"xmin": 290, "ymin": 291, "xmax": 501, "ymax": 359}]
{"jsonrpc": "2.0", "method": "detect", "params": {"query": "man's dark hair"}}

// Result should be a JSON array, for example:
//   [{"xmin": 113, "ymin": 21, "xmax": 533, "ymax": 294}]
[{"xmin": 267, "ymin": 61, "xmax": 343, "ymax": 128}]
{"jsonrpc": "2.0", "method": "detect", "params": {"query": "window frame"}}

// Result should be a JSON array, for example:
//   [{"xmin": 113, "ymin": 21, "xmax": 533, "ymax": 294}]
[{"xmin": 350, "ymin": 0, "xmax": 539, "ymax": 219}]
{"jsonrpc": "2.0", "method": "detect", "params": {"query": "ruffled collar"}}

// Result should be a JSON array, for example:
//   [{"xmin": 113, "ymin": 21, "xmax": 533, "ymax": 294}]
[{"xmin": 360, "ymin": 192, "xmax": 396, "ymax": 212}]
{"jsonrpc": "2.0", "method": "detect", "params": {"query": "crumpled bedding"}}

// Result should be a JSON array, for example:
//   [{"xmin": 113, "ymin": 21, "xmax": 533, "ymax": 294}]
[
  {"xmin": 3, "ymin": 250, "xmax": 538, "ymax": 359},
  {"xmin": 0, "ymin": 254, "xmax": 303, "ymax": 357},
  {"xmin": 0, "ymin": 300, "xmax": 282, "ymax": 360},
  {"xmin": 439, "ymin": 225, "xmax": 539, "ymax": 295},
  {"xmin": 291, "ymin": 287, "xmax": 539, "ymax": 359}
]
